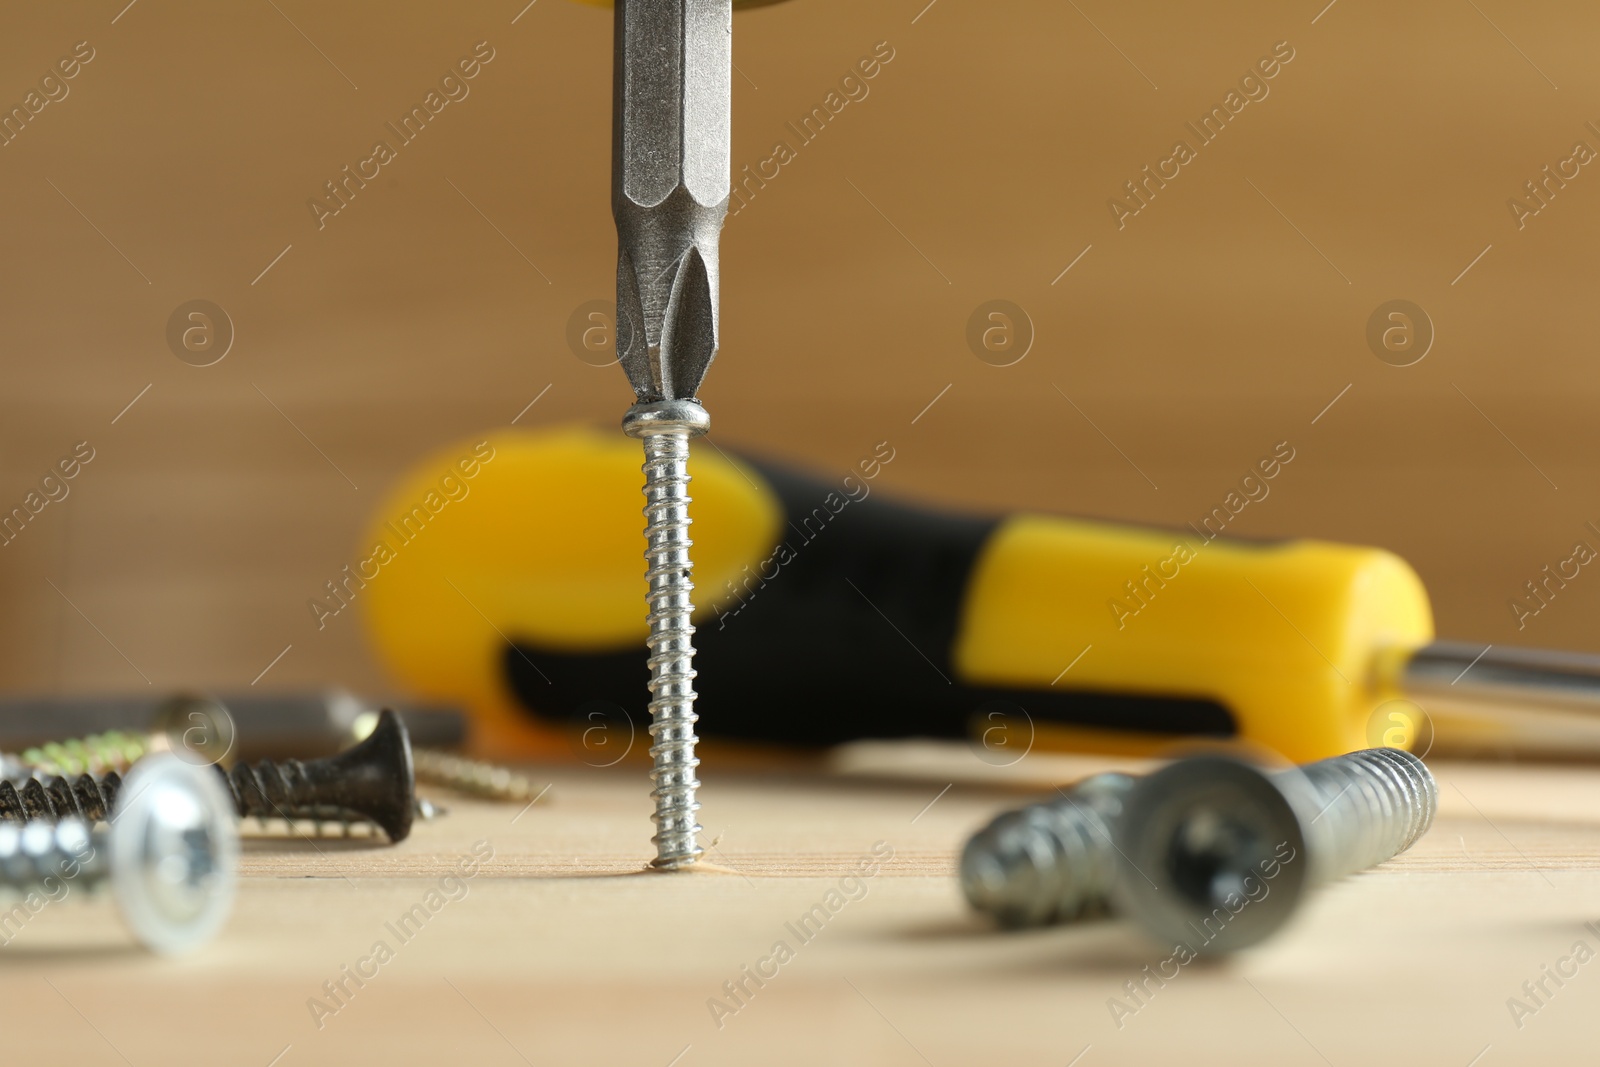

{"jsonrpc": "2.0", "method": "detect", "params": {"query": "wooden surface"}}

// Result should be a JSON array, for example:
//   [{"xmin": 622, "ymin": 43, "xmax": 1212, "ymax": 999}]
[
  {"xmin": 2, "ymin": 0, "xmax": 1600, "ymax": 1062},
  {"xmin": 2, "ymin": 745, "xmax": 1598, "ymax": 1064}
]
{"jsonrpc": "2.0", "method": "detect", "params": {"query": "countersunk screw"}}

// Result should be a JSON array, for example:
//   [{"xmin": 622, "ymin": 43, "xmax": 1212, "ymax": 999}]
[
  {"xmin": 0, "ymin": 755, "xmax": 238, "ymax": 954},
  {"xmin": 1114, "ymin": 748, "xmax": 1436, "ymax": 953},
  {"xmin": 961, "ymin": 773, "xmax": 1134, "ymax": 928},
  {"xmin": 219, "ymin": 707, "xmax": 416, "ymax": 842},
  {"xmin": 2, "ymin": 709, "xmax": 419, "ymax": 842}
]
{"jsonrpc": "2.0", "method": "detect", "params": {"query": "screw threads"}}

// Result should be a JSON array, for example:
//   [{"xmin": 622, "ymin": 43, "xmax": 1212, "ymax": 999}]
[
  {"xmin": 964, "ymin": 748, "xmax": 1440, "ymax": 949},
  {"xmin": 1296, "ymin": 747, "xmax": 1436, "ymax": 883},
  {"xmin": 0, "ymin": 708, "xmax": 416, "ymax": 842},
  {"xmin": 412, "ymin": 748, "xmax": 541, "ymax": 803},
  {"xmin": 0, "ymin": 773, "xmax": 121, "ymax": 825},
  {"xmin": 221, "ymin": 759, "xmax": 311, "ymax": 820},
  {"xmin": 0, "ymin": 766, "xmax": 385, "ymax": 836},
  {"xmin": 0, "ymin": 819, "xmax": 105, "ymax": 891},
  {"xmin": 639, "ymin": 430, "xmax": 703, "ymax": 869},
  {"xmin": 22, "ymin": 731, "xmax": 149, "ymax": 777},
  {"xmin": 961, "ymin": 773, "xmax": 1134, "ymax": 927}
]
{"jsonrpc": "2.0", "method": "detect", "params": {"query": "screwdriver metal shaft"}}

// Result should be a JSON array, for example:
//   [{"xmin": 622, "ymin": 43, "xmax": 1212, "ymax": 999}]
[{"xmin": 612, "ymin": 0, "xmax": 732, "ymax": 869}]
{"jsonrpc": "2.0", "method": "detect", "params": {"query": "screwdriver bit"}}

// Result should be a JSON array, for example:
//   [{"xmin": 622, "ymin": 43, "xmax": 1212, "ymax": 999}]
[{"xmin": 613, "ymin": 0, "xmax": 730, "ymax": 408}]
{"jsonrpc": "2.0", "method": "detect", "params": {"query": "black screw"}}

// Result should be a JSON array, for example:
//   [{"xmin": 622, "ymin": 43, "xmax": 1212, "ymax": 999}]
[
  {"xmin": 0, "ymin": 708, "xmax": 418, "ymax": 842},
  {"xmin": 217, "ymin": 707, "xmax": 416, "ymax": 841},
  {"xmin": 0, "ymin": 772, "xmax": 119, "ymax": 824}
]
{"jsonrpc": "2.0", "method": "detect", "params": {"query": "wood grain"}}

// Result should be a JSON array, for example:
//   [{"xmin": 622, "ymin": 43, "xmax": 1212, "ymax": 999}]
[{"xmin": 0, "ymin": 751, "xmax": 1596, "ymax": 1063}]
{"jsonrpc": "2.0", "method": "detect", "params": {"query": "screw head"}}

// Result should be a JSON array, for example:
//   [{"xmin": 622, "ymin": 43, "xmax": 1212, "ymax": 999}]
[
  {"xmin": 1114, "ymin": 756, "xmax": 1311, "ymax": 954},
  {"xmin": 319, "ymin": 708, "xmax": 416, "ymax": 842},
  {"xmin": 109, "ymin": 755, "xmax": 239, "ymax": 955}
]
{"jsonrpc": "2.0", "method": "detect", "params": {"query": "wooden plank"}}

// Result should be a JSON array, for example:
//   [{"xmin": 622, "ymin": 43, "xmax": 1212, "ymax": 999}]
[{"xmin": 1, "ymin": 753, "xmax": 1596, "ymax": 1063}]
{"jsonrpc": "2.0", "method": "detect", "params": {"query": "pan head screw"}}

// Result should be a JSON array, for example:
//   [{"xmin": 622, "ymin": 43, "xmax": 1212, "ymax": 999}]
[
  {"xmin": 0, "ymin": 756, "xmax": 237, "ymax": 954},
  {"xmin": 111, "ymin": 755, "xmax": 239, "ymax": 954}
]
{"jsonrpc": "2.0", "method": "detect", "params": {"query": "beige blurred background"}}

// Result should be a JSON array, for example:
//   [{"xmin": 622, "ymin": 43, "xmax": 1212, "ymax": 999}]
[{"xmin": 0, "ymin": 0, "xmax": 1594, "ymax": 703}]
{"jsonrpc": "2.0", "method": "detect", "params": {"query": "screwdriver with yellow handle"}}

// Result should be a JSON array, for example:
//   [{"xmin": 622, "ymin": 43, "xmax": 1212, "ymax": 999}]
[{"xmin": 359, "ymin": 426, "xmax": 1600, "ymax": 765}]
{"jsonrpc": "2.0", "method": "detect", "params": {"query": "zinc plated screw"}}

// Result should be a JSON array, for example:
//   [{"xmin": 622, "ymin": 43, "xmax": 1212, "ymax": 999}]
[
  {"xmin": 2, "ymin": 709, "xmax": 419, "ymax": 842},
  {"xmin": 1114, "ymin": 747, "xmax": 1436, "ymax": 953},
  {"xmin": 627, "ymin": 404, "xmax": 708, "ymax": 869},
  {"xmin": 410, "ymin": 748, "xmax": 543, "ymax": 803},
  {"xmin": 0, "ymin": 755, "xmax": 238, "ymax": 954},
  {"xmin": 960, "ymin": 748, "xmax": 1437, "ymax": 950},
  {"xmin": 961, "ymin": 772, "xmax": 1135, "ymax": 928}
]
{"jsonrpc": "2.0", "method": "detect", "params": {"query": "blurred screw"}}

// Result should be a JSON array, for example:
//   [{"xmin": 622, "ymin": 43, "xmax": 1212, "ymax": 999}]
[
  {"xmin": 410, "ymin": 747, "xmax": 543, "ymax": 803},
  {"xmin": 1365, "ymin": 299, "xmax": 1433, "ymax": 367},
  {"xmin": 566, "ymin": 299, "xmax": 623, "ymax": 368},
  {"xmin": 960, "ymin": 772, "xmax": 1134, "ymax": 927},
  {"xmin": 165, "ymin": 299, "xmax": 234, "ymax": 367},
  {"xmin": 0, "ymin": 772, "xmax": 120, "ymax": 825},
  {"xmin": 5, "ymin": 708, "xmax": 419, "ymax": 841},
  {"xmin": 1115, "ymin": 748, "xmax": 1436, "ymax": 953},
  {"xmin": 21, "ymin": 730, "xmax": 149, "ymax": 777},
  {"xmin": 0, "ymin": 755, "xmax": 238, "ymax": 954},
  {"xmin": 20, "ymin": 694, "xmax": 235, "ymax": 775},
  {"xmin": 966, "ymin": 300, "xmax": 1034, "ymax": 367},
  {"xmin": 350, "ymin": 709, "xmax": 525, "ymax": 805}
]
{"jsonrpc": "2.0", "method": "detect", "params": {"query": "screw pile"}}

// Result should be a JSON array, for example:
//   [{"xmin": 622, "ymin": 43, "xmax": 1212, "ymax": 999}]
[
  {"xmin": 1, "ymin": 709, "xmax": 419, "ymax": 842},
  {"xmin": 0, "ymin": 755, "xmax": 238, "ymax": 954}
]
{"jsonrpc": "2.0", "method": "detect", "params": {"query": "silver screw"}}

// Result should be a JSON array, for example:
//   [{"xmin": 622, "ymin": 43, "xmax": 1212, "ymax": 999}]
[
  {"xmin": 624, "ymin": 401, "xmax": 709, "ymax": 869},
  {"xmin": 410, "ymin": 747, "xmax": 543, "ymax": 804},
  {"xmin": 1114, "ymin": 748, "xmax": 1436, "ymax": 953},
  {"xmin": 0, "ymin": 755, "xmax": 238, "ymax": 954},
  {"xmin": 961, "ymin": 772, "xmax": 1134, "ymax": 927}
]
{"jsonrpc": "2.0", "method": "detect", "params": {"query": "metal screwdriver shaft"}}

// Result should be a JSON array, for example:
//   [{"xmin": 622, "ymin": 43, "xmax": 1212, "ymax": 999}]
[{"xmin": 612, "ymin": 0, "xmax": 732, "ymax": 869}]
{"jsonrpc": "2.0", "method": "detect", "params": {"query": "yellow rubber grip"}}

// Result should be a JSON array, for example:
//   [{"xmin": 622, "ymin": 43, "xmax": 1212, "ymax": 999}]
[{"xmin": 952, "ymin": 515, "xmax": 1434, "ymax": 762}]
